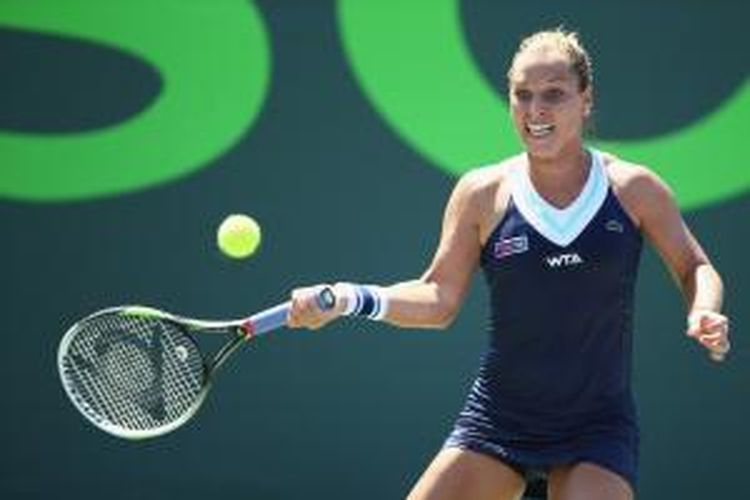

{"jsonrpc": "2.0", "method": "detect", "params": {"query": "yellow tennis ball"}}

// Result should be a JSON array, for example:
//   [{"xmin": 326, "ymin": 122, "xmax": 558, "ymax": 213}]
[{"xmin": 216, "ymin": 214, "xmax": 261, "ymax": 259}]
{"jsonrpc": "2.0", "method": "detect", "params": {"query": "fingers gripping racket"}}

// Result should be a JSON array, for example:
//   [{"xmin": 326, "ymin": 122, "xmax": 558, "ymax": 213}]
[{"xmin": 57, "ymin": 288, "xmax": 335, "ymax": 440}]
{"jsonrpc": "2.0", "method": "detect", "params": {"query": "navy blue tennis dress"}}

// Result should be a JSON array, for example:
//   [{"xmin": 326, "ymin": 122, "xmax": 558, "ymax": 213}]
[{"xmin": 445, "ymin": 149, "xmax": 642, "ymax": 489}]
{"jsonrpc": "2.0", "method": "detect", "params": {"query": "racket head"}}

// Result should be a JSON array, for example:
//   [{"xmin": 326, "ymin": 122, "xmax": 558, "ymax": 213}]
[{"xmin": 57, "ymin": 306, "xmax": 212, "ymax": 440}]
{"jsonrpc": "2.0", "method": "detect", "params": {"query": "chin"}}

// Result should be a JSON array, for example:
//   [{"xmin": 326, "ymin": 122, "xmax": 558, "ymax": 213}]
[
  {"xmin": 523, "ymin": 140, "xmax": 562, "ymax": 160},
  {"xmin": 522, "ymin": 134, "xmax": 583, "ymax": 161}
]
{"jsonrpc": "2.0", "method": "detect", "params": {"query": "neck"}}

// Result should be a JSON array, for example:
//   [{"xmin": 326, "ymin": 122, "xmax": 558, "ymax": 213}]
[
  {"xmin": 527, "ymin": 143, "xmax": 589, "ymax": 176},
  {"xmin": 525, "ymin": 145, "xmax": 592, "ymax": 208}
]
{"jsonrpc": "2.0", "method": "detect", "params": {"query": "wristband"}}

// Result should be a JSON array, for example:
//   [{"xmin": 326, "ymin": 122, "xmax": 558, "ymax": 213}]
[{"xmin": 339, "ymin": 283, "xmax": 388, "ymax": 321}]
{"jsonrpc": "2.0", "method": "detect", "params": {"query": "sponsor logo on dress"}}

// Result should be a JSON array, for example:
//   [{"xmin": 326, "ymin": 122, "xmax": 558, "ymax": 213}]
[
  {"xmin": 605, "ymin": 219, "xmax": 624, "ymax": 233},
  {"xmin": 494, "ymin": 235, "xmax": 528, "ymax": 259}
]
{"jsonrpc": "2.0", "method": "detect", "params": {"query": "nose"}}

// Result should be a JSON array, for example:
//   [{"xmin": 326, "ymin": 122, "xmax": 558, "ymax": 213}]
[{"xmin": 528, "ymin": 95, "xmax": 549, "ymax": 119}]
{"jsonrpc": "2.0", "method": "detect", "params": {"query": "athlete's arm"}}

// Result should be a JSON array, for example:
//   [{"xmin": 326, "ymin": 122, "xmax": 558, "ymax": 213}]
[
  {"xmin": 288, "ymin": 171, "xmax": 488, "ymax": 330},
  {"xmin": 377, "ymin": 172, "xmax": 485, "ymax": 329},
  {"xmin": 614, "ymin": 162, "xmax": 730, "ymax": 359}
]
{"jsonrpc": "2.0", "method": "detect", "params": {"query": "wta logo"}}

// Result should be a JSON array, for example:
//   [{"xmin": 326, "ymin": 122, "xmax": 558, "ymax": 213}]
[{"xmin": 546, "ymin": 253, "xmax": 584, "ymax": 268}]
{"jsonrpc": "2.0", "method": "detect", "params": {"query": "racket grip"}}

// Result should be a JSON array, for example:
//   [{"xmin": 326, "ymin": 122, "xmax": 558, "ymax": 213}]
[
  {"xmin": 316, "ymin": 287, "xmax": 336, "ymax": 310},
  {"xmin": 247, "ymin": 287, "xmax": 336, "ymax": 337}
]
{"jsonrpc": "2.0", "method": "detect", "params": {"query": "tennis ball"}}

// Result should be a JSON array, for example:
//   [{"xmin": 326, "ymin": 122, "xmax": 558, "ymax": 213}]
[{"xmin": 216, "ymin": 214, "xmax": 261, "ymax": 259}]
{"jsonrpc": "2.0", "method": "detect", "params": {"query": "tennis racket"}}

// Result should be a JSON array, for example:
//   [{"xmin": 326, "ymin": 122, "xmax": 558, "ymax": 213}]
[{"xmin": 57, "ymin": 287, "xmax": 335, "ymax": 440}]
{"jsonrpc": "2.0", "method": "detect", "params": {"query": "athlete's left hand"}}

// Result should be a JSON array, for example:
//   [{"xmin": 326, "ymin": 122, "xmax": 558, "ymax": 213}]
[{"xmin": 686, "ymin": 309, "xmax": 730, "ymax": 362}]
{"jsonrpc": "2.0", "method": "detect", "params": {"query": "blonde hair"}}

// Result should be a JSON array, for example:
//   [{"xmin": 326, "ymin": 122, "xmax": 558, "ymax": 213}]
[{"xmin": 507, "ymin": 28, "xmax": 593, "ymax": 92}]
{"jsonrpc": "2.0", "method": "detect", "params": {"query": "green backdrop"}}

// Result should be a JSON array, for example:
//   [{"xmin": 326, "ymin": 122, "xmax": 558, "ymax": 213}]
[{"xmin": 1, "ymin": 1, "xmax": 747, "ymax": 498}]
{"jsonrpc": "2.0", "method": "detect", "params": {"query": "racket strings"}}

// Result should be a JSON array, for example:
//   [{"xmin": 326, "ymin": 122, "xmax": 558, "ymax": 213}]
[{"xmin": 60, "ymin": 313, "xmax": 206, "ymax": 433}]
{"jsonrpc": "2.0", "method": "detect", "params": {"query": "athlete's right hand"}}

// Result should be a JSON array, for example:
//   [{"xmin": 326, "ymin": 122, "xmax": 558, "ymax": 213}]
[{"xmin": 287, "ymin": 284, "xmax": 347, "ymax": 330}]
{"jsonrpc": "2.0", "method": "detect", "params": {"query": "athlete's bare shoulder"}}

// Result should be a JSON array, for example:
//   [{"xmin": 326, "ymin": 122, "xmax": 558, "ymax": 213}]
[
  {"xmin": 461, "ymin": 155, "xmax": 520, "ymax": 190},
  {"xmin": 458, "ymin": 154, "xmax": 523, "ymax": 244},
  {"xmin": 601, "ymin": 151, "xmax": 677, "ymax": 227}
]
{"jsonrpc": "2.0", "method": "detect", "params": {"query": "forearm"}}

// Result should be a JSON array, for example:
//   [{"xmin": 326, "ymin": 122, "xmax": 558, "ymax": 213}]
[
  {"xmin": 337, "ymin": 278, "xmax": 461, "ymax": 329},
  {"xmin": 681, "ymin": 263, "xmax": 724, "ymax": 313},
  {"xmin": 384, "ymin": 279, "xmax": 462, "ymax": 329}
]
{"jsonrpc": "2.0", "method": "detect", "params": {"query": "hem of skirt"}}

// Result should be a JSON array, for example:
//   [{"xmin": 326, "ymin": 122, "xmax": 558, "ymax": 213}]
[{"xmin": 443, "ymin": 435, "xmax": 637, "ymax": 492}]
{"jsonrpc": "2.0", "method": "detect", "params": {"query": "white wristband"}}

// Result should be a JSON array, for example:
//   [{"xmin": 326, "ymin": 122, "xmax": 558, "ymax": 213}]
[
  {"xmin": 338, "ymin": 283, "xmax": 360, "ymax": 316},
  {"xmin": 368, "ymin": 285, "xmax": 389, "ymax": 321},
  {"xmin": 337, "ymin": 283, "xmax": 388, "ymax": 321}
]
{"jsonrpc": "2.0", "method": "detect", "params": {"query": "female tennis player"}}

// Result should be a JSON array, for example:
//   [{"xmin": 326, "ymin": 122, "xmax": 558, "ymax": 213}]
[{"xmin": 287, "ymin": 29, "xmax": 730, "ymax": 499}]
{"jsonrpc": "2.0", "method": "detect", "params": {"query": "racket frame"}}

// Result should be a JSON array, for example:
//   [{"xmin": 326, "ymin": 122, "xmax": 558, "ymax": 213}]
[{"xmin": 57, "ymin": 288, "xmax": 335, "ymax": 440}]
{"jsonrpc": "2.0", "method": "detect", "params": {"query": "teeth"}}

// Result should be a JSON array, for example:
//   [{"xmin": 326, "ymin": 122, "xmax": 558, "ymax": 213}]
[{"xmin": 527, "ymin": 123, "xmax": 554, "ymax": 137}]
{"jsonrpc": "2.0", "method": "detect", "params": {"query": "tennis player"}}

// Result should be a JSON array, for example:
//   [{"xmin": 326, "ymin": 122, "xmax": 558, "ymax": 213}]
[{"xmin": 288, "ymin": 29, "xmax": 730, "ymax": 499}]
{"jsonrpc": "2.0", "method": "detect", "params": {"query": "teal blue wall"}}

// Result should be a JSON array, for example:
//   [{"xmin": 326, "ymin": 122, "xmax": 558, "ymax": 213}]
[{"xmin": 1, "ymin": 1, "xmax": 747, "ymax": 498}]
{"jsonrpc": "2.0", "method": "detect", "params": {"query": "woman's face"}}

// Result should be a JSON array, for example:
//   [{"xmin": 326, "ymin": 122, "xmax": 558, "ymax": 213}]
[{"xmin": 508, "ymin": 48, "xmax": 592, "ymax": 160}]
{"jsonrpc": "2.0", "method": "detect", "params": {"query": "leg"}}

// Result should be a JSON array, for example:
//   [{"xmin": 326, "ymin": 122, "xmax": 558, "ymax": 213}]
[
  {"xmin": 548, "ymin": 462, "xmax": 634, "ymax": 500},
  {"xmin": 406, "ymin": 447, "xmax": 527, "ymax": 500}
]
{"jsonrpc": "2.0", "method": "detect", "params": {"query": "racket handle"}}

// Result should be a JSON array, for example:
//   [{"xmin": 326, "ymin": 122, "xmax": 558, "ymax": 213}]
[
  {"xmin": 316, "ymin": 287, "xmax": 336, "ymax": 310},
  {"xmin": 246, "ymin": 287, "xmax": 336, "ymax": 337}
]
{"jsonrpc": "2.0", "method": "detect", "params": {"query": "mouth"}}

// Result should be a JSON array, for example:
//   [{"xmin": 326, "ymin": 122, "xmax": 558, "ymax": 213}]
[{"xmin": 526, "ymin": 123, "xmax": 555, "ymax": 138}]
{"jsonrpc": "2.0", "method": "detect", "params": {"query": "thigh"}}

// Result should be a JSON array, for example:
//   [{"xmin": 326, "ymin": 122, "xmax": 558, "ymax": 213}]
[
  {"xmin": 548, "ymin": 462, "xmax": 634, "ymax": 500},
  {"xmin": 406, "ymin": 447, "xmax": 527, "ymax": 500}
]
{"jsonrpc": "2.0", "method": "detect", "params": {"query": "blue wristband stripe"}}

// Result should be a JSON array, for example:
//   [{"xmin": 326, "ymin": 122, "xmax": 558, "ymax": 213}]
[
  {"xmin": 346, "ymin": 284, "xmax": 384, "ymax": 320},
  {"xmin": 359, "ymin": 288, "xmax": 376, "ymax": 317}
]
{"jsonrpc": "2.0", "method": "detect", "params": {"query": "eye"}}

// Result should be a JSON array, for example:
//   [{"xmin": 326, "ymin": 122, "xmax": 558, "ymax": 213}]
[
  {"xmin": 513, "ymin": 89, "xmax": 532, "ymax": 103},
  {"xmin": 541, "ymin": 88, "xmax": 565, "ymax": 104}
]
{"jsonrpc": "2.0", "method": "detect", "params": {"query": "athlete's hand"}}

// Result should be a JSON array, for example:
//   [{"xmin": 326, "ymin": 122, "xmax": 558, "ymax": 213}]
[
  {"xmin": 287, "ymin": 284, "xmax": 346, "ymax": 330},
  {"xmin": 686, "ymin": 309, "xmax": 730, "ymax": 362}
]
